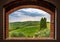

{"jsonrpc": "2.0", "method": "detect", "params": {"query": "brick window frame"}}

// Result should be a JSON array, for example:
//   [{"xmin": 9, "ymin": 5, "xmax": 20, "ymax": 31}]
[{"xmin": 3, "ymin": 0, "xmax": 56, "ymax": 40}]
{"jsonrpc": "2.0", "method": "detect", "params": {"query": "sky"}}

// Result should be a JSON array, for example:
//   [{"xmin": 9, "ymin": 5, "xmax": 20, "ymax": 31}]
[{"xmin": 9, "ymin": 8, "xmax": 51, "ymax": 22}]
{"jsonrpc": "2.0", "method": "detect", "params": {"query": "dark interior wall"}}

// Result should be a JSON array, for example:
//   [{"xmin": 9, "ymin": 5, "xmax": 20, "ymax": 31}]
[
  {"xmin": 3, "ymin": 0, "xmax": 55, "ymax": 13},
  {"xmin": 0, "ymin": 0, "xmax": 57, "ymax": 7},
  {"xmin": 44, "ymin": 0, "xmax": 57, "ymax": 6},
  {"xmin": 0, "ymin": 0, "xmax": 57, "ymax": 6}
]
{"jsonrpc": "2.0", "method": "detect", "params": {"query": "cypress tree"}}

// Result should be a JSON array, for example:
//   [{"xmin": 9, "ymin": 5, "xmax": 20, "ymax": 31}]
[
  {"xmin": 43, "ymin": 17, "xmax": 47, "ymax": 28},
  {"xmin": 40, "ymin": 18, "xmax": 43, "ymax": 29},
  {"xmin": 40, "ymin": 17, "xmax": 47, "ymax": 30}
]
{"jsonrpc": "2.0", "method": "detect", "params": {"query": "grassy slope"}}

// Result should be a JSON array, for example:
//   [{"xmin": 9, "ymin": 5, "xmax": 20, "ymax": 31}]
[{"xmin": 9, "ymin": 21, "xmax": 50, "ymax": 38}]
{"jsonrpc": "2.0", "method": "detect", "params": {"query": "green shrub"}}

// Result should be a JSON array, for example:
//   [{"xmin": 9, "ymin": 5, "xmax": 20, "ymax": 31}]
[
  {"xmin": 16, "ymin": 27, "xmax": 20, "ymax": 29},
  {"xmin": 11, "ymin": 32, "xmax": 17, "ymax": 37},
  {"xmin": 10, "ymin": 32, "xmax": 25, "ymax": 37},
  {"xmin": 35, "ymin": 34, "xmax": 39, "ymax": 37},
  {"xmin": 18, "ymin": 33, "xmax": 25, "ymax": 37},
  {"xmin": 34, "ymin": 28, "xmax": 50, "ymax": 37}
]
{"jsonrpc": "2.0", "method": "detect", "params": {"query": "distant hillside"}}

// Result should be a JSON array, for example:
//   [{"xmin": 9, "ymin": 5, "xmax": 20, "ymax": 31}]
[{"xmin": 9, "ymin": 21, "xmax": 40, "ymax": 31}]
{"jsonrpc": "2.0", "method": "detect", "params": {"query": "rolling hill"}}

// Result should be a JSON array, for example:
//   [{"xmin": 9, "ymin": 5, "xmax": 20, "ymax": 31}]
[{"xmin": 9, "ymin": 21, "xmax": 50, "ymax": 38}]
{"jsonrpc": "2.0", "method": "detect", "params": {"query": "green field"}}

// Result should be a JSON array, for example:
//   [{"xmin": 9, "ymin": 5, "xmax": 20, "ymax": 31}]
[{"xmin": 9, "ymin": 21, "xmax": 50, "ymax": 38}]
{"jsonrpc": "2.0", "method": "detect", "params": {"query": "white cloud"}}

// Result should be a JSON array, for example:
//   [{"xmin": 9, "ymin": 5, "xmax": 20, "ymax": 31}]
[
  {"xmin": 9, "ymin": 15, "xmax": 50, "ymax": 22},
  {"xmin": 18, "ymin": 8, "xmax": 50, "ymax": 15},
  {"xmin": 9, "ymin": 8, "xmax": 51, "ymax": 22}
]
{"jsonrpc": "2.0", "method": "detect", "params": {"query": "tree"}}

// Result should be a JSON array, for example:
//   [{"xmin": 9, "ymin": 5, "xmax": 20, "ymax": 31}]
[
  {"xmin": 40, "ymin": 17, "xmax": 47, "ymax": 30},
  {"xmin": 40, "ymin": 18, "xmax": 44, "ymax": 29},
  {"xmin": 43, "ymin": 18, "xmax": 47, "ymax": 28},
  {"xmin": 16, "ymin": 27, "xmax": 20, "ymax": 29}
]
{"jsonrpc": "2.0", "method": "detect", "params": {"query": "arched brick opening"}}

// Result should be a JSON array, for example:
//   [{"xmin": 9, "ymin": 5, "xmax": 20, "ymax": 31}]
[{"xmin": 3, "ymin": 0, "xmax": 55, "ymax": 40}]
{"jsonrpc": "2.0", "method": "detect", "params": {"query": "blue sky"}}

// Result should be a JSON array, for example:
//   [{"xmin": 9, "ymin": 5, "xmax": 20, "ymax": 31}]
[{"xmin": 9, "ymin": 8, "xmax": 51, "ymax": 22}]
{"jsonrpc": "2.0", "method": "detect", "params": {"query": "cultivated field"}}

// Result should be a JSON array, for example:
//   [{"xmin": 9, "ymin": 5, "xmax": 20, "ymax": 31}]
[{"xmin": 9, "ymin": 21, "xmax": 50, "ymax": 38}]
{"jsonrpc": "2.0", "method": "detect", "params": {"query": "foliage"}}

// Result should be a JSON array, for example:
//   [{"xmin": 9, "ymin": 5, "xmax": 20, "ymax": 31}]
[
  {"xmin": 40, "ymin": 18, "xmax": 47, "ymax": 30},
  {"xmin": 35, "ymin": 28, "xmax": 50, "ymax": 37},
  {"xmin": 43, "ymin": 18, "xmax": 47, "ymax": 28},
  {"xmin": 10, "ymin": 32, "xmax": 25, "ymax": 37}
]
